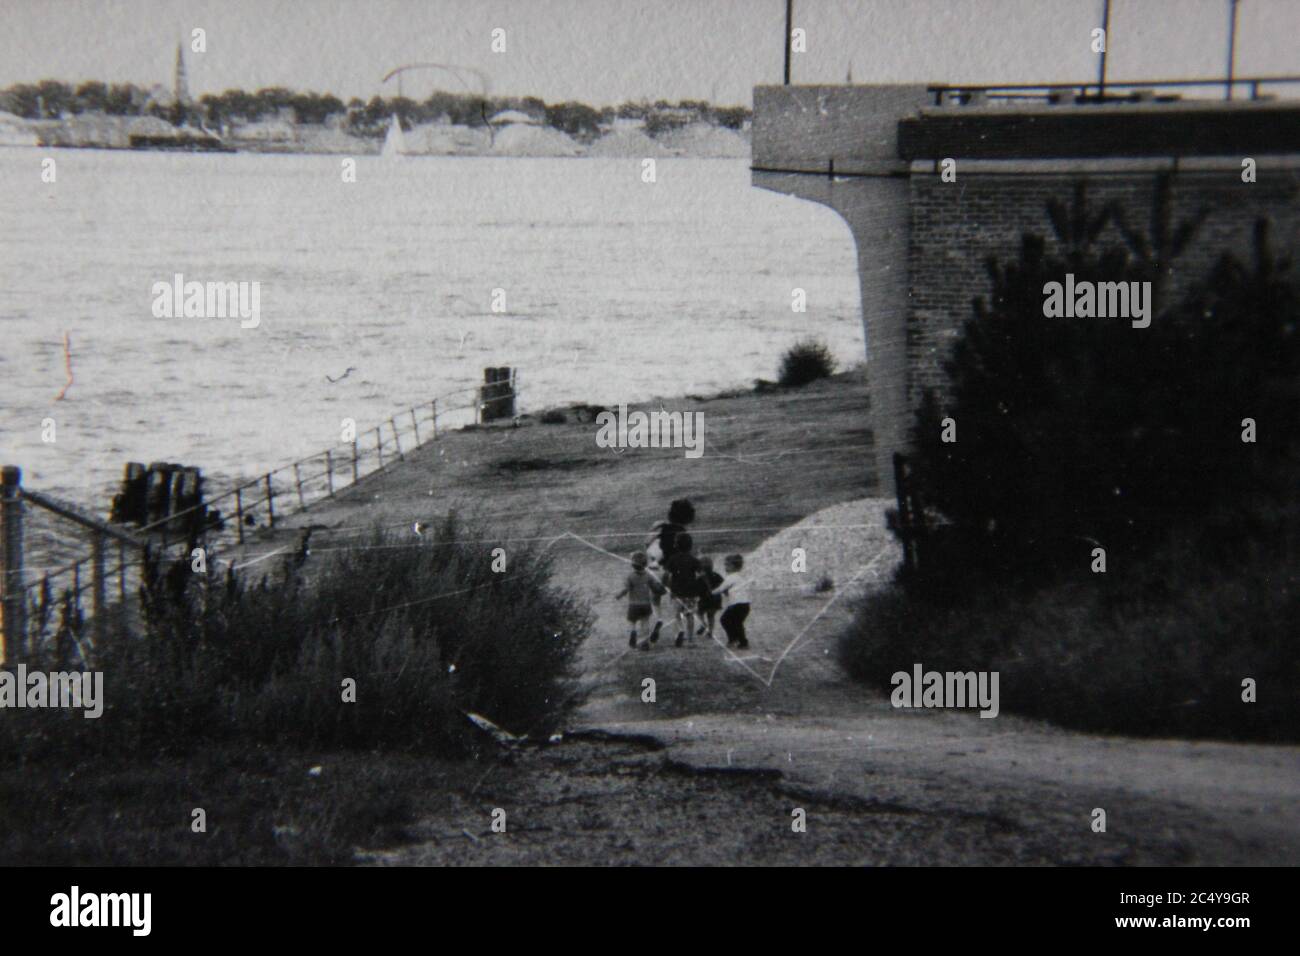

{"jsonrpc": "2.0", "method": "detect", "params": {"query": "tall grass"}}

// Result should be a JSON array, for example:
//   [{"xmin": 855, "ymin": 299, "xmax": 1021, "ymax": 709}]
[{"xmin": 1, "ymin": 514, "xmax": 591, "ymax": 762}]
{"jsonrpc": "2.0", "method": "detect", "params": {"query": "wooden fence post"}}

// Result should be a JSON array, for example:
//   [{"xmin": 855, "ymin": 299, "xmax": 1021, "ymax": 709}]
[
  {"xmin": 431, "ymin": 400, "xmax": 438, "ymax": 439},
  {"xmin": 376, "ymin": 427, "xmax": 384, "ymax": 469},
  {"xmin": 117, "ymin": 539, "xmax": 128, "ymax": 634},
  {"xmin": 235, "ymin": 486, "xmax": 245, "ymax": 545},
  {"xmin": 411, "ymin": 407, "xmax": 420, "ymax": 445},
  {"xmin": 92, "ymin": 532, "xmax": 106, "ymax": 647},
  {"xmin": 325, "ymin": 450, "xmax": 334, "ymax": 497},
  {"xmin": 294, "ymin": 463, "xmax": 306, "ymax": 509},
  {"xmin": 892, "ymin": 453, "xmax": 927, "ymax": 576},
  {"xmin": 1, "ymin": 465, "xmax": 26, "ymax": 665},
  {"xmin": 352, "ymin": 440, "xmax": 359, "ymax": 483},
  {"xmin": 391, "ymin": 417, "xmax": 404, "ymax": 461},
  {"xmin": 265, "ymin": 474, "xmax": 275, "ymax": 528}
]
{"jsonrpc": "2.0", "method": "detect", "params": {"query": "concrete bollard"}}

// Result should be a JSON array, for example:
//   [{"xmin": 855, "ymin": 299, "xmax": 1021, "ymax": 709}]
[
  {"xmin": 480, "ymin": 367, "xmax": 516, "ymax": 422},
  {"xmin": 144, "ymin": 462, "xmax": 174, "ymax": 527},
  {"xmin": 109, "ymin": 461, "xmax": 148, "ymax": 525}
]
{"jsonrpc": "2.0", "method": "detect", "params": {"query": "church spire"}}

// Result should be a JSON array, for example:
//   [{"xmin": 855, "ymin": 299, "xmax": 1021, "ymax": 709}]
[{"xmin": 174, "ymin": 43, "xmax": 190, "ymax": 106}]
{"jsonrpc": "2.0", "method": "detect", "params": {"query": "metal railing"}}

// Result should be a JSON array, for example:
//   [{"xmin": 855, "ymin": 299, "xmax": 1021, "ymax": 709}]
[
  {"xmin": 927, "ymin": 74, "xmax": 1300, "ymax": 107},
  {"xmin": 0, "ymin": 371, "xmax": 520, "ymax": 664}
]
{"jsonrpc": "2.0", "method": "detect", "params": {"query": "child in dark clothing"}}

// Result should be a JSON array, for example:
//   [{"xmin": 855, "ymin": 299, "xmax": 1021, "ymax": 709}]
[
  {"xmin": 695, "ymin": 556, "xmax": 724, "ymax": 640},
  {"xmin": 660, "ymin": 531, "xmax": 702, "ymax": 648},
  {"xmin": 645, "ymin": 499, "xmax": 695, "ymax": 645},
  {"xmin": 645, "ymin": 498, "xmax": 695, "ymax": 568}
]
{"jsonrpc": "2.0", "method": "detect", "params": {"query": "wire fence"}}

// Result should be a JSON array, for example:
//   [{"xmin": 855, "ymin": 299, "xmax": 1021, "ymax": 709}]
[{"xmin": 1, "ymin": 372, "xmax": 520, "ymax": 664}]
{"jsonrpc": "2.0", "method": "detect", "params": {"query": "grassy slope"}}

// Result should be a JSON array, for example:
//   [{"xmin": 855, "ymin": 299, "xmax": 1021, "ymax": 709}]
[
  {"xmin": 268, "ymin": 368, "xmax": 875, "ymax": 561},
  {"xmin": 3, "ymin": 371, "xmax": 875, "ymax": 865}
]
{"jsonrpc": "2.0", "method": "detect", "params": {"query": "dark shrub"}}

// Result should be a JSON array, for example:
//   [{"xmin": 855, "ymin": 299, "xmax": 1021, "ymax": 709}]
[
  {"xmin": 838, "ymin": 520, "xmax": 1300, "ymax": 742},
  {"xmin": 2, "ymin": 515, "xmax": 591, "ymax": 761},
  {"xmin": 840, "ymin": 187, "xmax": 1299, "ymax": 740},
  {"xmin": 910, "ymin": 196, "xmax": 1297, "ymax": 587},
  {"xmin": 778, "ymin": 338, "xmax": 835, "ymax": 388}
]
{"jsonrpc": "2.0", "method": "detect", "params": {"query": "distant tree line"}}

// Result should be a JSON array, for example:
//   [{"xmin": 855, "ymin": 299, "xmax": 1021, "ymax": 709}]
[{"xmin": 0, "ymin": 79, "xmax": 750, "ymax": 140}]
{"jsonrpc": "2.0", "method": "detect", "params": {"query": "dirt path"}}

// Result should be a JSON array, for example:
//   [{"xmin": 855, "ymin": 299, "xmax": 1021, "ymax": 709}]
[{"xmin": 251, "ymin": 372, "xmax": 1299, "ymax": 865}]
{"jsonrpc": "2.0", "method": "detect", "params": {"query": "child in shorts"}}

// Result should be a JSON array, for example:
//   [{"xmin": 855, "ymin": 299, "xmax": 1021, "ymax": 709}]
[{"xmin": 615, "ymin": 551, "xmax": 666, "ymax": 649}]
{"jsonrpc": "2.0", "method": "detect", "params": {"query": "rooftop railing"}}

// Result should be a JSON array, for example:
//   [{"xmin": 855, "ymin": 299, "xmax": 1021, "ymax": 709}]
[{"xmin": 927, "ymin": 74, "xmax": 1300, "ymax": 107}]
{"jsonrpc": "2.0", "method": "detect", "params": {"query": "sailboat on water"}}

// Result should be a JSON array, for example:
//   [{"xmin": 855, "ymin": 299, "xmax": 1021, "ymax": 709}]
[{"xmin": 381, "ymin": 113, "xmax": 408, "ymax": 158}]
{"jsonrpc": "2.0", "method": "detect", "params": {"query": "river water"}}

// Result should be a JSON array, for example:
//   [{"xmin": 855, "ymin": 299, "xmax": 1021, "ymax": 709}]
[{"xmin": 0, "ymin": 149, "xmax": 861, "ymax": 503}]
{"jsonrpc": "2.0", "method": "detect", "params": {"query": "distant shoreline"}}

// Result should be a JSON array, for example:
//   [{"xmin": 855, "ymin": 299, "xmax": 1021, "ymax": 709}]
[{"xmin": 3, "ymin": 112, "xmax": 751, "ymax": 159}]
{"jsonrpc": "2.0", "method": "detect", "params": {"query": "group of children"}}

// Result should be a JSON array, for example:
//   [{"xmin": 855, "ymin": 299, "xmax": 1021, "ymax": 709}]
[{"xmin": 614, "ymin": 498, "xmax": 752, "ymax": 652}]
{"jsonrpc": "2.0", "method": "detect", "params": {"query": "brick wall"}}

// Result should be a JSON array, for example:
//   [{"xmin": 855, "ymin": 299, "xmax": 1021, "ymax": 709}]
[{"xmin": 906, "ymin": 165, "xmax": 1300, "ymax": 407}]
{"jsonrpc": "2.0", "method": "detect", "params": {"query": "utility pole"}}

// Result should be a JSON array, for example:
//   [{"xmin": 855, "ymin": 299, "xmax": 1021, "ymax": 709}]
[
  {"xmin": 784, "ymin": 0, "xmax": 793, "ymax": 85},
  {"xmin": 1226, "ymin": 0, "xmax": 1241, "ymax": 100},
  {"xmin": 1098, "ymin": 0, "xmax": 1111, "ymax": 97}
]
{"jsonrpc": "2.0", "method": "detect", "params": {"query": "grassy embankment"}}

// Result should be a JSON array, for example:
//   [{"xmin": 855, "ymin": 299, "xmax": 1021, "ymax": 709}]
[{"xmin": 1, "ymin": 366, "xmax": 874, "ymax": 864}]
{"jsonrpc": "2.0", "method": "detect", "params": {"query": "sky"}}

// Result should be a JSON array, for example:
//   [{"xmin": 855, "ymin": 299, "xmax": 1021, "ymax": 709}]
[{"xmin": 1, "ymin": 0, "xmax": 1296, "ymax": 106}]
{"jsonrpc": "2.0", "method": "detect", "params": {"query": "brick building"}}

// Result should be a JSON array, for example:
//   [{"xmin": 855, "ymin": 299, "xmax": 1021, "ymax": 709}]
[{"xmin": 753, "ymin": 82, "xmax": 1300, "ymax": 492}]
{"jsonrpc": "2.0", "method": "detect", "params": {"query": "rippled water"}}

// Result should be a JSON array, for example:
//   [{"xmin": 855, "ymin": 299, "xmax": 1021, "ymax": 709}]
[{"xmin": 0, "ymin": 149, "xmax": 861, "ymax": 503}]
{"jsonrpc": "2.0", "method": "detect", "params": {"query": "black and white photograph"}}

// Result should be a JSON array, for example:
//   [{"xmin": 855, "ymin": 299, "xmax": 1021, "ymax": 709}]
[{"xmin": 0, "ymin": 0, "xmax": 1296, "ymax": 934}]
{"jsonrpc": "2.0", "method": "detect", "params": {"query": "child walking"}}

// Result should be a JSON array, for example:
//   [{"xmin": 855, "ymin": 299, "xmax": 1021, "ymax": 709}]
[
  {"xmin": 660, "ymin": 531, "xmax": 702, "ymax": 647},
  {"xmin": 615, "ymin": 551, "xmax": 666, "ymax": 649},
  {"xmin": 712, "ymin": 553, "xmax": 751, "ymax": 650},
  {"xmin": 644, "ymin": 499, "xmax": 695, "ymax": 645},
  {"xmin": 695, "ymin": 555, "xmax": 724, "ymax": 640}
]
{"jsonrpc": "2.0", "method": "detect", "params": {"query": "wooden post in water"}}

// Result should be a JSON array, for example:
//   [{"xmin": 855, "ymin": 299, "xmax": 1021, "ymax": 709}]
[
  {"xmin": 0, "ymin": 465, "xmax": 26, "ymax": 665},
  {"xmin": 265, "ymin": 474, "xmax": 275, "ymax": 528},
  {"xmin": 92, "ymin": 532, "xmax": 106, "ymax": 647}
]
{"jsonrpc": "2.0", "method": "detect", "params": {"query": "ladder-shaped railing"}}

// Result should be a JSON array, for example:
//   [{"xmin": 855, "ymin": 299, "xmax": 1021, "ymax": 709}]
[{"xmin": 0, "ymin": 371, "xmax": 521, "ymax": 665}]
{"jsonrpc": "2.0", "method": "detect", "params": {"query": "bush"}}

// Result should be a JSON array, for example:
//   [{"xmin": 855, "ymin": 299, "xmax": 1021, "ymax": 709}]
[
  {"xmin": 839, "ymin": 186, "xmax": 1300, "ymax": 741},
  {"xmin": 778, "ymin": 338, "xmax": 835, "ymax": 388},
  {"xmin": 1, "ymin": 515, "xmax": 591, "ymax": 762},
  {"xmin": 910, "ymin": 192, "xmax": 1298, "ymax": 588},
  {"xmin": 838, "ymin": 520, "xmax": 1300, "ymax": 742}
]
